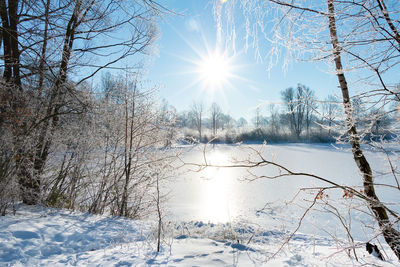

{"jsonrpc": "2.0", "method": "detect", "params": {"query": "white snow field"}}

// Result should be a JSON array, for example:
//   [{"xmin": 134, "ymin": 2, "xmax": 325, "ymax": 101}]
[
  {"xmin": 1, "ymin": 205, "xmax": 396, "ymax": 266},
  {"xmin": 1, "ymin": 144, "xmax": 399, "ymax": 266}
]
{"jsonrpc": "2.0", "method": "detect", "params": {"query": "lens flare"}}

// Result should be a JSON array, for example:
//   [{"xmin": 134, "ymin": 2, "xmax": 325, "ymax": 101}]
[{"xmin": 197, "ymin": 50, "xmax": 232, "ymax": 91}]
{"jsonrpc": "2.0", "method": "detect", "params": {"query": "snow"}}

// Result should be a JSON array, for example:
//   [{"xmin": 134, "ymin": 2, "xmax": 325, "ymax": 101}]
[
  {"xmin": 1, "ymin": 144, "xmax": 399, "ymax": 266},
  {"xmin": 1, "ymin": 204, "xmax": 397, "ymax": 266}
]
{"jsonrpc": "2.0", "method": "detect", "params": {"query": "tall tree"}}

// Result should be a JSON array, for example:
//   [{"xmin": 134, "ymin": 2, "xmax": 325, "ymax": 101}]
[
  {"xmin": 252, "ymin": 107, "xmax": 262, "ymax": 128},
  {"xmin": 217, "ymin": 0, "xmax": 400, "ymax": 258},
  {"xmin": 209, "ymin": 102, "xmax": 222, "ymax": 137},
  {"xmin": 281, "ymin": 87, "xmax": 305, "ymax": 138},
  {"xmin": 189, "ymin": 102, "xmax": 204, "ymax": 141},
  {"xmin": 327, "ymin": 0, "xmax": 400, "ymax": 256},
  {"xmin": 322, "ymin": 95, "xmax": 340, "ymax": 134},
  {"xmin": 268, "ymin": 104, "xmax": 280, "ymax": 135},
  {"xmin": 300, "ymin": 85, "xmax": 317, "ymax": 139},
  {"xmin": 237, "ymin": 117, "xmax": 248, "ymax": 128}
]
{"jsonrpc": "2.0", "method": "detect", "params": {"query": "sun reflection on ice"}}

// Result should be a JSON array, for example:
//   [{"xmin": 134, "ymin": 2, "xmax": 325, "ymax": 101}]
[{"xmin": 200, "ymin": 151, "xmax": 233, "ymax": 223}]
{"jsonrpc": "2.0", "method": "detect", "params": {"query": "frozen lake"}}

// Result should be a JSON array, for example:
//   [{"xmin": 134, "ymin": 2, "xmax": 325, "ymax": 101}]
[{"xmin": 165, "ymin": 143, "xmax": 399, "ymax": 240}]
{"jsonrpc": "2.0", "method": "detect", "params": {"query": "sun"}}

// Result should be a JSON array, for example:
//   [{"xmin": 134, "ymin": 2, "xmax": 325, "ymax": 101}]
[{"xmin": 197, "ymin": 50, "xmax": 232, "ymax": 90}]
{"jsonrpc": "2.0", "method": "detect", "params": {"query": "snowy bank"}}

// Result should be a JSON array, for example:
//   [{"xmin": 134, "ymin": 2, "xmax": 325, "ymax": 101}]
[{"xmin": 1, "ymin": 205, "xmax": 397, "ymax": 266}]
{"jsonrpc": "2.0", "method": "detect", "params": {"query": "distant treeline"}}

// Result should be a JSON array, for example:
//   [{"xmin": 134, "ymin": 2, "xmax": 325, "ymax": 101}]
[{"xmin": 162, "ymin": 84, "xmax": 397, "ymax": 144}]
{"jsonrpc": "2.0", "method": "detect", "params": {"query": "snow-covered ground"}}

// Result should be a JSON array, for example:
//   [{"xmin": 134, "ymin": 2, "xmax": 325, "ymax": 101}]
[
  {"xmin": 1, "ymin": 144, "xmax": 399, "ymax": 266},
  {"xmin": 1, "ymin": 205, "xmax": 396, "ymax": 266}
]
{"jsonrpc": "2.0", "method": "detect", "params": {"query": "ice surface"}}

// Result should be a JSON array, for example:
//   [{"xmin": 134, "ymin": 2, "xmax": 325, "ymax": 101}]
[{"xmin": 166, "ymin": 144, "xmax": 399, "ymax": 240}]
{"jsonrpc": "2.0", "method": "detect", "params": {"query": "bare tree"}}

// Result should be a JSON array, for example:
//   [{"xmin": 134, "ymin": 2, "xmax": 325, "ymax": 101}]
[
  {"xmin": 327, "ymin": 0, "xmax": 400, "ymax": 257},
  {"xmin": 237, "ymin": 117, "xmax": 248, "ymax": 128},
  {"xmin": 210, "ymin": 102, "xmax": 222, "ymax": 137},
  {"xmin": 220, "ymin": 113, "xmax": 236, "ymax": 130},
  {"xmin": 368, "ymin": 108, "xmax": 391, "ymax": 136},
  {"xmin": 156, "ymin": 99, "xmax": 177, "ymax": 147},
  {"xmin": 41, "ymin": 71, "xmax": 177, "ymax": 221},
  {"xmin": 300, "ymin": 85, "xmax": 317, "ymax": 139},
  {"xmin": 281, "ymin": 87, "xmax": 305, "ymax": 139},
  {"xmin": 252, "ymin": 107, "xmax": 262, "ymax": 128},
  {"xmin": 322, "ymin": 95, "xmax": 340, "ymax": 135},
  {"xmin": 189, "ymin": 102, "xmax": 204, "ymax": 142},
  {"xmin": 268, "ymin": 104, "xmax": 280, "ymax": 135},
  {"xmin": 216, "ymin": 0, "xmax": 400, "ymax": 259}
]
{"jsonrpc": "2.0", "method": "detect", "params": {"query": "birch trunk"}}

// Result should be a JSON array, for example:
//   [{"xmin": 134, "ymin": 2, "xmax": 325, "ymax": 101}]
[{"xmin": 327, "ymin": 0, "xmax": 400, "ymax": 259}]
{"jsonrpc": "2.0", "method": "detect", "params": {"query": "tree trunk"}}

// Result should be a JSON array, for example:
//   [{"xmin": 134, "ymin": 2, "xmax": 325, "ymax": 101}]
[
  {"xmin": 0, "ymin": 0, "xmax": 40, "ymax": 204},
  {"xmin": 0, "ymin": 0, "xmax": 12, "ymax": 82},
  {"xmin": 8, "ymin": 0, "xmax": 21, "ymax": 89},
  {"xmin": 199, "ymin": 116, "xmax": 202, "ymax": 142},
  {"xmin": 328, "ymin": 0, "xmax": 400, "ymax": 259},
  {"xmin": 376, "ymin": 0, "xmax": 400, "ymax": 50},
  {"xmin": 38, "ymin": 0, "xmax": 51, "ymax": 93},
  {"xmin": 0, "ymin": 0, "xmax": 21, "ymax": 87},
  {"xmin": 120, "ymin": 85, "xmax": 137, "ymax": 217},
  {"xmin": 30, "ymin": 0, "xmax": 82, "ymax": 205},
  {"xmin": 156, "ymin": 172, "xmax": 162, "ymax": 252}
]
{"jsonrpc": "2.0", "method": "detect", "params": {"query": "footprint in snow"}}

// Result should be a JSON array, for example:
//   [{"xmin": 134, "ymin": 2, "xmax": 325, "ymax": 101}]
[
  {"xmin": 183, "ymin": 255, "xmax": 195, "ymax": 259},
  {"xmin": 285, "ymin": 254, "xmax": 305, "ymax": 266},
  {"xmin": 53, "ymin": 233, "xmax": 65, "ymax": 242},
  {"xmin": 115, "ymin": 260, "xmax": 132, "ymax": 267},
  {"xmin": 212, "ymin": 258, "xmax": 227, "ymax": 264},
  {"xmin": 12, "ymin": 231, "xmax": 40, "ymax": 239}
]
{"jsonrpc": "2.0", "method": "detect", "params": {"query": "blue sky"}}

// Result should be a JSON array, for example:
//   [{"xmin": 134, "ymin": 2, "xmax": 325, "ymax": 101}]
[{"xmin": 146, "ymin": 0, "xmax": 340, "ymax": 120}]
